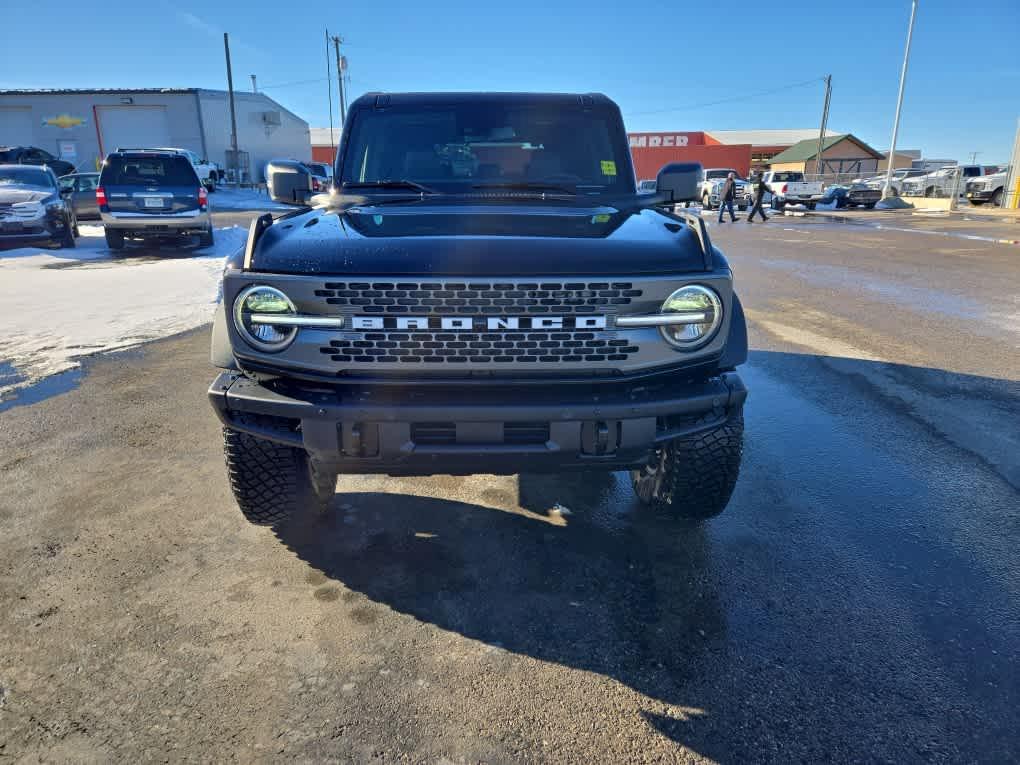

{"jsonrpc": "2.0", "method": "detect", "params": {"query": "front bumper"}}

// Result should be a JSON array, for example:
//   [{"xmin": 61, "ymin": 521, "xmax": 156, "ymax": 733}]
[
  {"xmin": 0, "ymin": 210, "xmax": 66, "ymax": 244},
  {"xmin": 209, "ymin": 371, "xmax": 747, "ymax": 475},
  {"xmin": 100, "ymin": 208, "xmax": 211, "ymax": 233},
  {"xmin": 965, "ymin": 189, "xmax": 995, "ymax": 202}
]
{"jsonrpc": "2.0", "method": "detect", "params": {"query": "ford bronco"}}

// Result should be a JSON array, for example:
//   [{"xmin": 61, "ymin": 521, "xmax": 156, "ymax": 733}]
[{"xmin": 208, "ymin": 92, "xmax": 748, "ymax": 525}]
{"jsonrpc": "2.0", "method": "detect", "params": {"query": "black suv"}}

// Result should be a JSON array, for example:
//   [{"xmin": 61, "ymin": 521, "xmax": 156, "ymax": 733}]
[
  {"xmin": 0, "ymin": 164, "xmax": 77, "ymax": 248},
  {"xmin": 0, "ymin": 146, "xmax": 75, "ymax": 178},
  {"xmin": 208, "ymin": 92, "xmax": 748, "ymax": 526},
  {"xmin": 97, "ymin": 150, "xmax": 213, "ymax": 250}
]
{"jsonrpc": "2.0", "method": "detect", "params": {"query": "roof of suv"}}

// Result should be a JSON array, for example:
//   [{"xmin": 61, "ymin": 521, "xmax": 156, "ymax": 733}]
[{"xmin": 349, "ymin": 92, "xmax": 614, "ymax": 108}]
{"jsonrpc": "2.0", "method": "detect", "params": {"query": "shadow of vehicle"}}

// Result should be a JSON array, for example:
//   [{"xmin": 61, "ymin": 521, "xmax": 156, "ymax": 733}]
[{"xmin": 274, "ymin": 472, "xmax": 729, "ymax": 751}]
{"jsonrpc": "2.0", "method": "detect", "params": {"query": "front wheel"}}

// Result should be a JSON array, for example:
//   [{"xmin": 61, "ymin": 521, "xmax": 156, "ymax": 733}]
[
  {"xmin": 631, "ymin": 410, "xmax": 743, "ymax": 520},
  {"xmin": 59, "ymin": 215, "xmax": 76, "ymax": 248},
  {"xmin": 223, "ymin": 414, "xmax": 336, "ymax": 525},
  {"xmin": 991, "ymin": 189, "xmax": 1003, "ymax": 207},
  {"xmin": 702, "ymin": 194, "xmax": 713, "ymax": 211}
]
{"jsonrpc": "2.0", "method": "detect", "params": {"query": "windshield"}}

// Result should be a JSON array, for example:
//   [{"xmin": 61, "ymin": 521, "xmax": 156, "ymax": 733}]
[
  {"xmin": 340, "ymin": 103, "xmax": 632, "ymax": 195},
  {"xmin": 706, "ymin": 169, "xmax": 738, "ymax": 180},
  {"xmin": 101, "ymin": 156, "xmax": 199, "ymax": 187},
  {"xmin": 771, "ymin": 172, "xmax": 804, "ymax": 182},
  {"xmin": 0, "ymin": 166, "xmax": 54, "ymax": 187}
]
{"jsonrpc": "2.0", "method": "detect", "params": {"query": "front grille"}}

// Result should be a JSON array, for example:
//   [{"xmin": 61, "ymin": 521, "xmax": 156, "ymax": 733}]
[
  {"xmin": 410, "ymin": 422, "xmax": 456, "ymax": 445},
  {"xmin": 313, "ymin": 281, "xmax": 643, "ymax": 315},
  {"xmin": 320, "ymin": 331, "xmax": 639, "ymax": 364},
  {"xmin": 409, "ymin": 421, "xmax": 550, "ymax": 446}
]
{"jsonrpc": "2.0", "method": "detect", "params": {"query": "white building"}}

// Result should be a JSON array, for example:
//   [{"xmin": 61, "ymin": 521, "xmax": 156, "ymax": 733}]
[{"xmin": 0, "ymin": 88, "xmax": 311, "ymax": 183}]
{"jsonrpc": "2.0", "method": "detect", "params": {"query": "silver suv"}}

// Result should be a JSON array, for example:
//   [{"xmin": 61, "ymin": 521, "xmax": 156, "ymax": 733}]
[{"xmin": 98, "ymin": 150, "xmax": 213, "ymax": 250}]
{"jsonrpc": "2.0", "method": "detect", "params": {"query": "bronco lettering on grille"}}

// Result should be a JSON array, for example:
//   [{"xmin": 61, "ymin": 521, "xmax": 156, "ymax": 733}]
[{"xmin": 351, "ymin": 315, "xmax": 607, "ymax": 331}]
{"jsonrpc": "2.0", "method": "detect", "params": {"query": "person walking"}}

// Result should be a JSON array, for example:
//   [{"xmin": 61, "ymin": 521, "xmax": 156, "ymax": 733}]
[
  {"xmin": 747, "ymin": 172, "xmax": 769, "ymax": 223},
  {"xmin": 717, "ymin": 172, "xmax": 738, "ymax": 223}
]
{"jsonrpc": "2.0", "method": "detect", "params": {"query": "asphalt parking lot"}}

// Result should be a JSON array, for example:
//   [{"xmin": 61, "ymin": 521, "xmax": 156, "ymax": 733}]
[{"xmin": 1, "ymin": 211, "xmax": 1018, "ymax": 762}]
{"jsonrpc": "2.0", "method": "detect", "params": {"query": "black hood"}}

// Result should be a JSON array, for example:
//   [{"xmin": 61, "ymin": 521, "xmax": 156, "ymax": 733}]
[
  {"xmin": 0, "ymin": 186, "xmax": 55, "ymax": 205},
  {"xmin": 249, "ymin": 203, "xmax": 711, "ymax": 276}
]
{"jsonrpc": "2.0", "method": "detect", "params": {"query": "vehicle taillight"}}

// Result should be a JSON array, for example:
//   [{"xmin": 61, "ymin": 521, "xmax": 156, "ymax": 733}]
[
  {"xmin": 781, "ymin": 184, "xmax": 788, "ymax": 194},
  {"xmin": 198, "ymin": 186, "xmax": 208, "ymax": 209},
  {"xmin": 96, "ymin": 186, "xmax": 107, "ymax": 207},
  {"xmin": 312, "ymin": 178, "xmax": 320, "ymax": 191}
]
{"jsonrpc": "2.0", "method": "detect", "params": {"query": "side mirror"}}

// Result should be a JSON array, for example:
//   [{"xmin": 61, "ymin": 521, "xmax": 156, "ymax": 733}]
[
  {"xmin": 656, "ymin": 162, "xmax": 703, "ymax": 202},
  {"xmin": 59, "ymin": 187, "xmax": 73, "ymax": 197}
]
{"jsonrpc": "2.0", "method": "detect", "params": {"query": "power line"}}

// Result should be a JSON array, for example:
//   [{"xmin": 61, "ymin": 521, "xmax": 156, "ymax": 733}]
[{"xmin": 626, "ymin": 77, "xmax": 825, "ymax": 117}]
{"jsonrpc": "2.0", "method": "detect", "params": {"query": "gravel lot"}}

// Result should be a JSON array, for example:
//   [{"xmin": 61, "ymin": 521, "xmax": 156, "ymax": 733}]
[{"xmin": 1, "ymin": 213, "xmax": 1017, "ymax": 762}]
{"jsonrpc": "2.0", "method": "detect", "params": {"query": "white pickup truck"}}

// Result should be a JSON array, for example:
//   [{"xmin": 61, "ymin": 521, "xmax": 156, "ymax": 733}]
[
  {"xmin": 757, "ymin": 171, "xmax": 825, "ymax": 210},
  {"xmin": 146, "ymin": 148, "xmax": 220, "ymax": 191},
  {"xmin": 698, "ymin": 168, "xmax": 749, "ymax": 211}
]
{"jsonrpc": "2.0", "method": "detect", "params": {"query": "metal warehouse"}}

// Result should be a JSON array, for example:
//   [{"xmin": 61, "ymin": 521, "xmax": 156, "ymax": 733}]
[{"xmin": 0, "ymin": 88, "xmax": 311, "ymax": 183}]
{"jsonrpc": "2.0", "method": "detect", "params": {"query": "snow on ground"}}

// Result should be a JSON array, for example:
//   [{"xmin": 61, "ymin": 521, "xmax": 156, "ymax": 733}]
[
  {"xmin": 0, "ymin": 225, "xmax": 246, "ymax": 404},
  {"xmin": 208, "ymin": 187, "xmax": 294, "ymax": 211}
]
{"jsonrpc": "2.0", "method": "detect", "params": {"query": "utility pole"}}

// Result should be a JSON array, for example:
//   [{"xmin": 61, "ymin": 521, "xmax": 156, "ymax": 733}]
[
  {"xmin": 814, "ymin": 74, "xmax": 832, "ymax": 181},
  {"xmin": 223, "ymin": 33, "xmax": 240, "ymax": 187},
  {"xmin": 250, "ymin": 74, "xmax": 258, "ymax": 93},
  {"xmin": 967, "ymin": 151, "xmax": 980, "ymax": 165},
  {"xmin": 332, "ymin": 35, "xmax": 347, "ymax": 126},
  {"xmin": 882, "ymin": 0, "xmax": 918, "ymax": 199}
]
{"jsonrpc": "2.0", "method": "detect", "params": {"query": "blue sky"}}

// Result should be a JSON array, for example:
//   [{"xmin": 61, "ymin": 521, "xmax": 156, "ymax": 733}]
[{"xmin": 3, "ymin": 0, "xmax": 1017, "ymax": 162}]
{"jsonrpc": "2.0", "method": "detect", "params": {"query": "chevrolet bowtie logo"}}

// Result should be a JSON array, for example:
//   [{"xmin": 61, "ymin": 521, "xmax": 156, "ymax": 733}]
[
  {"xmin": 42, "ymin": 114, "xmax": 86, "ymax": 129},
  {"xmin": 352, "ymin": 315, "xmax": 607, "ymax": 331}
]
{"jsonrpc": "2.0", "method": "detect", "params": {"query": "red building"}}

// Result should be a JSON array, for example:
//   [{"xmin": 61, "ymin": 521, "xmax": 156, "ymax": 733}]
[{"xmin": 628, "ymin": 132, "xmax": 752, "ymax": 180}]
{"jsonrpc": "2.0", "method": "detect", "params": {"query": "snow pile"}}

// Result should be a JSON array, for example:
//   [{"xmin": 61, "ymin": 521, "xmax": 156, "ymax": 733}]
[
  {"xmin": 208, "ymin": 187, "xmax": 294, "ymax": 211},
  {"xmin": 876, "ymin": 197, "xmax": 914, "ymax": 210},
  {"xmin": 0, "ymin": 226, "xmax": 246, "ymax": 403}
]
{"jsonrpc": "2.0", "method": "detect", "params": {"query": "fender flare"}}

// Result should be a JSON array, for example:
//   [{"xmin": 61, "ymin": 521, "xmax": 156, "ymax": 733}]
[
  {"xmin": 210, "ymin": 300, "xmax": 239, "ymax": 370},
  {"xmin": 717, "ymin": 292, "xmax": 748, "ymax": 370}
]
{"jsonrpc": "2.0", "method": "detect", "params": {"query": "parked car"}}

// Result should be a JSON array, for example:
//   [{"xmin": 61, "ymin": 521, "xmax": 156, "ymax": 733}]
[
  {"xmin": 900, "ymin": 165, "xmax": 986, "ymax": 198},
  {"xmin": 125, "ymin": 147, "xmax": 220, "ymax": 191},
  {"xmin": 758, "ymin": 171, "xmax": 825, "ymax": 210},
  {"xmin": 58, "ymin": 172, "xmax": 101, "ymax": 220},
  {"xmin": 698, "ymin": 168, "xmax": 748, "ymax": 210},
  {"xmin": 855, "ymin": 168, "xmax": 928, "ymax": 196},
  {"xmin": 97, "ymin": 150, "xmax": 213, "ymax": 250},
  {"xmin": 0, "ymin": 146, "xmax": 76, "ymax": 177},
  {"xmin": 0, "ymin": 164, "xmax": 77, "ymax": 248},
  {"xmin": 965, "ymin": 167, "xmax": 1009, "ymax": 206},
  {"xmin": 845, "ymin": 183, "xmax": 882, "ymax": 208},
  {"xmin": 305, "ymin": 161, "xmax": 333, "ymax": 193},
  {"xmin": 636, "ymin": 179, "xmax": 657, "ymax": 194},
  {"xmin": 208, "ymin": 91, "xmax": 749, "ymax": 526}
]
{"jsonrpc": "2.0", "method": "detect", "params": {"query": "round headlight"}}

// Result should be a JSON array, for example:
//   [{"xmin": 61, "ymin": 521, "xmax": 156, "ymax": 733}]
[
  {"xmin": 659, "ymin": 285, "xmax": 723, "ymax": 349},
  {"xmin": 233, "ymin": 285, "xmax": 298, "ymax": 352}
]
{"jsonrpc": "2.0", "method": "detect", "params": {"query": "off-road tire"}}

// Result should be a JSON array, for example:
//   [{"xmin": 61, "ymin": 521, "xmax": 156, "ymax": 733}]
[
  {"xmin": 199, "ymin": 227, "xmax": 215, "ymax": 248},
  {"xmin": 105, "ymin": 228, "xmax": 125, "ymax": 250},
  {"xmin": 223, "ymin": 414, "xmax": 336, "ymax": 525},
  {"xmin": 631, "ymin": 409, "xmax": 744, "ymax": 520}
]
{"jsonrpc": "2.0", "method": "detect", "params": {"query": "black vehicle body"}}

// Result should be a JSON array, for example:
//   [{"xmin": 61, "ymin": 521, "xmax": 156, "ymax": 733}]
[
  {"xmin": 210, "ymin": 93, "xmax": 748, "ymax": 523},
  {"xmin": 0, "ymin": 146, "xmax": 75, "ymax": 177},
  {"xmin": 97, "ymin": 150, "xmax": 212, "ymax": 249},
  {"xmin": 0, "ymin": 164, "xmax": 77, "ymax": 248}
]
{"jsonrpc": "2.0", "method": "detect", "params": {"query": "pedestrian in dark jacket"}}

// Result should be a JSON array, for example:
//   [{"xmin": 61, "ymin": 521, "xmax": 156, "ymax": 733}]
[
  {"xmin": 717, "ymin": 172, "xmax": 738, "ymax": 223},
  {"xmin": 747, "ymin": 172, "xmax": 769, "ymax": 222}
]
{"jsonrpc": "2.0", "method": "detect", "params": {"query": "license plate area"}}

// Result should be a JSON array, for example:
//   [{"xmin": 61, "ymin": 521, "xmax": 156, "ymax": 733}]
[{"xmin": 143, "ymin": 197, "xmax": 165, "ymax": 208}]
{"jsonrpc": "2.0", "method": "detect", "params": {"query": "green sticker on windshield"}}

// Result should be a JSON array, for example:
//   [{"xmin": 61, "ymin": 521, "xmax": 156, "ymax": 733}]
[
  {"xmin": 600, "ymin": 160, "xmax": 617, "ymax": 176},
  {"xmin": 592, "ymin": 213, "xmax": 611, "ymax": 223}
]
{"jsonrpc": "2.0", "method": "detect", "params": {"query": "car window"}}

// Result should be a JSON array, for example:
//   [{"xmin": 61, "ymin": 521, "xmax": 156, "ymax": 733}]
[
  {"xmin": 77, "ymin": 175, "xmax": 99, "ymax": 191},
  {"xmin": 59, "ymin": 176, "xmax": 76, "ymax": 191},
  {"xmin": 341, "ymin": 103, "xmax": 632, "ymax": 194},
  {"xmin": 0, "ymin": 166, "xmax": 55, "ymax": 187},
  {"xmin": 772, "ymin": 172, "xmax": 803, "ymax": 182},
  {"xmin": 101, "ymin": 156, "xmax": 200, "ymax": 187}
]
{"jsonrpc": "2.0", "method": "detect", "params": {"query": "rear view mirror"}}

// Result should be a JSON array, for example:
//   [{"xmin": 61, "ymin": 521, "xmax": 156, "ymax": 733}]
[{"xmin": 656, "ymin": 162, "xmax": 704, "ymax": 202}]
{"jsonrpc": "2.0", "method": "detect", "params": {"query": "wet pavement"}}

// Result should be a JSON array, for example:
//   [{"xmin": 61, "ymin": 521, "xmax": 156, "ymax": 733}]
[{"xmin": 0, "ymin": 217, "xmax": 1018, "ymax": 762}]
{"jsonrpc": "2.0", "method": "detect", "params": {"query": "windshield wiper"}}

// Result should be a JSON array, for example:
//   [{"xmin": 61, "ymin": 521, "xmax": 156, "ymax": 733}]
[
  {"xmin": 471, "ymin": 182, "xmax": 578, "ymax": 195},
  {"xmin": 342, "ymin": 180, "xmax": 438, "ymax": 194}
]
